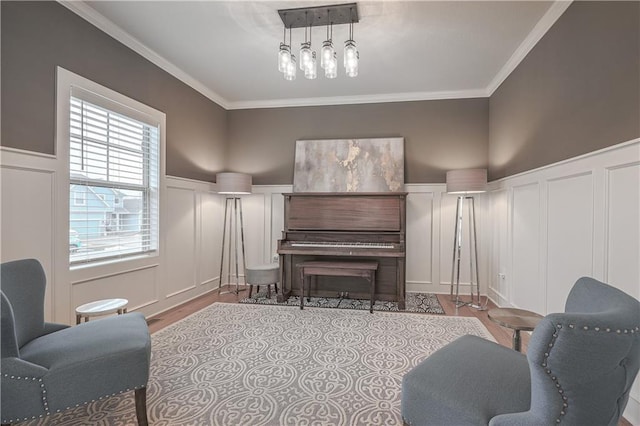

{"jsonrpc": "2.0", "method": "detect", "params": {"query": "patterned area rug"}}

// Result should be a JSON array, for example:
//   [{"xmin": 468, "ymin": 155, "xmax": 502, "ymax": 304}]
[
  {"xmin": 19, "ymin": 303, "xmax": 493, "ymax": 425},
  {"xmin": 240, "ymin": 291, "xmax": 445, "ymax": 314}
]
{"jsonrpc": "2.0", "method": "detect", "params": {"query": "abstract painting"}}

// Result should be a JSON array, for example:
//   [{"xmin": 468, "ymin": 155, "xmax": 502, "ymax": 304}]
[{"xmin": 293, "ymin": 137, "xmax": 404, "ymax": 192}]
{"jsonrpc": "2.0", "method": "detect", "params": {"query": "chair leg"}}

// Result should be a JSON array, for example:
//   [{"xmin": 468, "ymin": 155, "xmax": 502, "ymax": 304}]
[{"xmin": 135, "ymin": 387, "xmax": 149, "ymax": 426}]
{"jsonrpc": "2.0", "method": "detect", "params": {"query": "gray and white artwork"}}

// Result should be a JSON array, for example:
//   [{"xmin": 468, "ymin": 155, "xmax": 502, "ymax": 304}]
[{"xmin": 293, "ymin": 138, "xmax": 405, "ymax": 192}]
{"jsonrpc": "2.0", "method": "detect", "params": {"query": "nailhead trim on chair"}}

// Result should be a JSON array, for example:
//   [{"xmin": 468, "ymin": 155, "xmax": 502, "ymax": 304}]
[
  {"xmin": 1, "ymin": 374, "xmax": 49, "ymax": 422},
  {"xmin": 543, "ymin": 324, "xmax": 640, "ymax": 424},
  {"xmin": 0, "ymin": 377, "xmax": 146, "ymax": 423},
  {"xmin": 59, "ymin": 385, "xmax": 146, "ymax": 411}
]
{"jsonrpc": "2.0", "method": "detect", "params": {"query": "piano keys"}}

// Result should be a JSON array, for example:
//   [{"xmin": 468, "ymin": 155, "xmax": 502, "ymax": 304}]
[
  {"xmin": 277, "ymin": 192, "xmax": 407, "ymax": 309},
  {"xmin": 290, "ymin": 241, "xmax": 395, "ymax": 249}
]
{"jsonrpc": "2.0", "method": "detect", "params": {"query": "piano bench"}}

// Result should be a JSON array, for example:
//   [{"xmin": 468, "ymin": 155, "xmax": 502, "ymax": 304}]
[
  {"xmin": 297, "ymin": 260, "xmax": 379, "ymax": 313},
  {"xmin": 246, "ymin": 263, "xmax": 279, "ymax": 299}
]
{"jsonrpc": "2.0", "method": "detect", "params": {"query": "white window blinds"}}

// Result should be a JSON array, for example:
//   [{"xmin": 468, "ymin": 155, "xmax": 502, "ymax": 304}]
[{"xmin": 69, "ymin": 93, "xmax": 159, "ymax": 265}]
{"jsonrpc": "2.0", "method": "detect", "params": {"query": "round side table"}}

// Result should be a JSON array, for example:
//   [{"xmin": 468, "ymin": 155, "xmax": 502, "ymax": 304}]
[
  {"xmin": 488, "ymin": 307, "xmax": 543, "ymax": 352},
  {"xmin": 75, "ymin": 298, "xmax": 128, "ymax": 324}
]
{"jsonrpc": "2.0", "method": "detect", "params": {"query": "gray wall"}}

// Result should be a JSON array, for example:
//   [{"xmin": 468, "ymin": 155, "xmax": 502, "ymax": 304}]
[
  {"xmin": 227, "ymin": 99, "xmax": 489, "ymax": 185},
  {"xmin": 1, "ymin": 1, "xmax": 226, "ymax": 182},
  {"xmin": 489, "ymin": 1, "xmax": 640, "ymax": 180},
  {"xmin": 3, "ymin": 1, "xmax": 636, "ymax": 185}
]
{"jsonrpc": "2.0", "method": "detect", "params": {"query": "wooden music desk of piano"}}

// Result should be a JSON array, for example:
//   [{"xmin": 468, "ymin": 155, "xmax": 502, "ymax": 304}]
[{"xmin": 277, "ymin": 192, "xmax": 407, "ymax": 309}]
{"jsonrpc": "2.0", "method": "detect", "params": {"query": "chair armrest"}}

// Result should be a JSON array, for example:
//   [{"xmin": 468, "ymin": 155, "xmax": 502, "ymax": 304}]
[
  {"xmin": 1, "ymin": 356, "xmax": 49, "ymax": 378},
  {"xmin": 1, "ymin": 357, "xmax": 50, "ymax": 423},
  {"xmin": 43, "ymin": 322, "xmax": 69, "ymax": 335}
]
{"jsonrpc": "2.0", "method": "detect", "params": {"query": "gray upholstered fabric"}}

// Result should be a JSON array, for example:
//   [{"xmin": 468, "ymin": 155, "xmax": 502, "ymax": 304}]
[
  {"xmin": 0, "ymin": 259, "xmax": 52, "ymax": 348},
  {"xmin": 1, "ymin": 292, "xmax": 20, "ymax": 358},
  {"xmin": 0, "ymin": 259, "xmax": 151, "ymax": 424},
  {"xmin": 21, "ymin": 313, "xmax": 151, "ymax": 413},
  {"xmin": 401, "ymin": 277, "xmax": 640, "ymax": 426},
  {"xmin": 401, "ymin": 335, "xmax": 531, "ymax": 425}
]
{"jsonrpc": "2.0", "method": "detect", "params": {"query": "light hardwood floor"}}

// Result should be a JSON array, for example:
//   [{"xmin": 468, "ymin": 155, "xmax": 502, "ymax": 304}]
[{"xmin": 146, "ymin": 287, "xmax": 632, "ymax": 426}]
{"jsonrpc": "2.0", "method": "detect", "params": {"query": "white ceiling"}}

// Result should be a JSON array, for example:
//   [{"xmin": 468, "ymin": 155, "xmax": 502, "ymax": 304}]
[{"xmin": 64, "ymin": 1, "xmax": 570, "ymax": 110}]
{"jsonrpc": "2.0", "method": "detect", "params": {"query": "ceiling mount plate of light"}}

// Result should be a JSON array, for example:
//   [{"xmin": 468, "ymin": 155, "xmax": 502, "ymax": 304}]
[
  {"xmin": 277, "ymin": 3, "xmax": 359, "ymax": 81},
  {"xmin": 278, "ymin": 3, "xmax": 359, "ymax": 28}
]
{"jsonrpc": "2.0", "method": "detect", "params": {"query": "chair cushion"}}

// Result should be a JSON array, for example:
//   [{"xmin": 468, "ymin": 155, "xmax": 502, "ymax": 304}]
[
  {"xmin": 19, "ymin": 312, "xmax": 151, "ymax": 412},
  {"xmin": 402, "ymin": 334, "xmax": 531, "ymax": 426}
]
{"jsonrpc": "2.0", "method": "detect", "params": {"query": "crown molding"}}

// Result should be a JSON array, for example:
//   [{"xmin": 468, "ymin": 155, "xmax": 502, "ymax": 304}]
[
  {"xmin": 60, "ymin": 0, "xmax": 568, "ymax": 110},
  {"xmin": 58, "ymin": 0, "xmax": 231, "ymax": 109},
  {"xmin": 486, "ymin": 0, "xmax": 573, "ymax": 96},
  {"xmin": 226, "ymin": 89, "xmax": 490, "ymax": 110}
]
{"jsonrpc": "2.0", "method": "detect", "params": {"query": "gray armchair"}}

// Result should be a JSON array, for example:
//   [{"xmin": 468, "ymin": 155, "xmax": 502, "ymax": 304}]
[
  {"xmin": 402, "ymin": 277, "xmax": 640, "ymax": 425},
  {"xmin": 1, "ymin": 259, "xmax": 151, "ymax": 425}
]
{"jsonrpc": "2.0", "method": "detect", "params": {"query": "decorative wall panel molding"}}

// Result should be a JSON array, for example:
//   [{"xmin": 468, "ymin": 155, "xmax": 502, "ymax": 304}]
[
  {"xmin": 165, "ymin": 186, "xmax": 198, "ymax": 297},
  {"xmin": 487, "ymin": 139, "xmax": 640, "ymax": 425},
  {"xmin": 1, "ymin": 164, "xmax": 56, "ymax": 319},
  {"xmin": 0, "ymin": 143, "xmax": 222, "ymax": 324}
]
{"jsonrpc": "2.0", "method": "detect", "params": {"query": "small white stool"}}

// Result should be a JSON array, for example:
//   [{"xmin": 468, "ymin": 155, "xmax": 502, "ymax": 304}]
[
  {"xmin": 75, "ymin": 298, "xmax": 128, "ymax": 324},
  {"xmin": 246, "ymin": 263, "xmax": 279, "ymax": 298}
]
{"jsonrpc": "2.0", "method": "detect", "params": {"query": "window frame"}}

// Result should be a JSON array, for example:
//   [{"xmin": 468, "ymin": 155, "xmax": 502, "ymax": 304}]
[{"xmin": 56, "ymin": 67, "xmax": 166, "ymax": 269}]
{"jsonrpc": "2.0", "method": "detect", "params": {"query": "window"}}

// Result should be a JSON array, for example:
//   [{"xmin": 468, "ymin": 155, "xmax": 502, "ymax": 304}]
[
  {"xmin": 69, "ymin": 87, "xmax": 160, "ymax": 265},
  {"xmin": 73, "ymin": 190, "xmax": 86, "ymax": 206}
]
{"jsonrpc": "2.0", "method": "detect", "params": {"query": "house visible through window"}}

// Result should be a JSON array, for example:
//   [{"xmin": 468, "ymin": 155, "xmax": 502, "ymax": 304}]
[{"xmin": 69, "ymin": 90, "xmax": 160, "ymax": 265}]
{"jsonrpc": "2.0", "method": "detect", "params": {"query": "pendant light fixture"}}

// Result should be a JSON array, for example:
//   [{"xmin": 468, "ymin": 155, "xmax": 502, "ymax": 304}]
[
  {"xmin": 321, "ymin": 21, "xmax": 338, "ymax": 79},
  {"xmin": 283, "ymin": 27, "xmax": 297, "ymax": 80},
  {"xmin": 299, "ymin": 13, "xmax": 312, "ymax": 71},
  {"xmin": 277, "ymin": 3, "xmax": 359, "ymax": 81},
  {"xmin": 344, "ymin": 7, "xmax": 359, "ymax": 78},
  {"xmin": 277, "ymin": 23, "xmax": 291, "ymax": 73}
]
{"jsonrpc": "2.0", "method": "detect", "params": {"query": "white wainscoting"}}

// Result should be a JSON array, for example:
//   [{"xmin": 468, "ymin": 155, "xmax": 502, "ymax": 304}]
[
  {"xmin": 487, "ymin": 139, "xmax": 640, "ymax": 424},
  {"xmin": 487, "ymin": 139, "xmax": 640, "ymax": 311},
  {"xmin": 1, "ymin": 149, "xmax": 58, "ymax": 320},
  {"xmin": 0, "ymin": 144, "xmax": 223, "ymax": 324}
]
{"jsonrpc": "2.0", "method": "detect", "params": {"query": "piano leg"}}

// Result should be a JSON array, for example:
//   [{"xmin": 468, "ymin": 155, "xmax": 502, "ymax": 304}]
[
  {"xmin": 277, "ymin": 255, "xmax": 291, "ymax": 303},
  {"xmin": 299, "ymin": 267, "xmax": 305, "ymax": 310},
  {"xmin": 370, "ymin": 273, "xmax": 375, "ymax": 314}
]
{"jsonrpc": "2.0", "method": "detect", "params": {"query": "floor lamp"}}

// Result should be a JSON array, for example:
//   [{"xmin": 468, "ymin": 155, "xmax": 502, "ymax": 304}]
[
  {"xmin": 446, "ymin": 169, "xmax": 487, "ymax": 310},
  {"xmin": 217, "ymin": 172, "xmax": 252, "ymax": 295}
]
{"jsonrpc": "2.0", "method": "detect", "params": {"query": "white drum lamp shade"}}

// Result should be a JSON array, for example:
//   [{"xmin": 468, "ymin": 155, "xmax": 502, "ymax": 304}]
[
  {"xmin": 446, "ymin": 169, "xmax": 487, "ymax": 194},
  {"xmin": 216, "ymin": 172, "xmax": 252, "ymax": 195}
]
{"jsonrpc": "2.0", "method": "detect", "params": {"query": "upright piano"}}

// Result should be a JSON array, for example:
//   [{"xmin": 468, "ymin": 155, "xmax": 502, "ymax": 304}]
[{"xmin": 277, "ymin": 192, "xmax": 407, "ymax": 309}]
